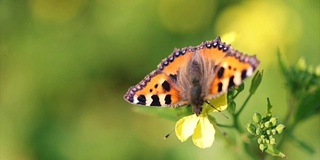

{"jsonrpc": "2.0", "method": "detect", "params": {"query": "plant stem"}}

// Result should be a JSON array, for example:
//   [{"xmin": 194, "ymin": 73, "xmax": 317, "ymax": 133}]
[
  {"xmin": 233, "ymin": 93, "xmax": 259, "ymax": 159},
  {"xmin": 233, "ymin": 91, "xmax": 241, "ymax": 99},
  {"xmin": 235, "ymin": 94, "xmax": 252, "ymax": 117},
  {"xmin": 278, "ymin": 93, "xmax": 297, "ymax": 150}
]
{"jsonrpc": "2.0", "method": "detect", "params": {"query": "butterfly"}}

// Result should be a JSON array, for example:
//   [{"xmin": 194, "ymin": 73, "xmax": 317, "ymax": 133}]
[{"xmin": 124, "ymin": 36, "xmax": 260, "ymax": 116}]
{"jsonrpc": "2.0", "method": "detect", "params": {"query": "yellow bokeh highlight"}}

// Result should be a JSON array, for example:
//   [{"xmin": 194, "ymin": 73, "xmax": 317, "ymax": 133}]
[
  {"xmin": 215, "ymin": 0, "xmax": 302, "ymax": 66},
  {"xmin": 220, "ymin": 32, "xmax": 238, "ymax": 44}
]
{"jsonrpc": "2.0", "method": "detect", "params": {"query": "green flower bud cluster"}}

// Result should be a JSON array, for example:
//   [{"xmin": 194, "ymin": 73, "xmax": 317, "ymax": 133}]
[
  {"xmin": 297, "ymin": 58, "xmax": 320, "ymax": 76},
  {"xmin": 278, "ymin": 53, "xmax": 320, "ymax": 124},
  {"xmin": 247, "ymin": 112, "xmax": 285, "ymax": 152}
]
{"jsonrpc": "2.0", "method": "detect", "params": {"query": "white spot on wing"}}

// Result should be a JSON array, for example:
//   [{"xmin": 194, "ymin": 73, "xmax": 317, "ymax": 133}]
[
  {"xmin": 145, "ymin": 94, "xmax": 152, "ymax": 105},
  {"xmin": 222, "ymin": 62, "xmax": 229, "ymax": 68},
  {"xmin": 158, "ymin": 94, "xmax": 166, "ymax": 105},
  {"xmin": 234, "ymin": 71, "xmax": 242, "ymax": 85},
  {"xmin": 160, "ymin": 78, "xmax": 166, "ymax": 83},
  {"xmin": 246, "ymin": 67, "xmax": 253, "ymax": 76},
  {"xmin": 133, "ymin": 96, "xmax": 139, "ymax": 104},
  {"xmin": 222, "ymin": 78, "xmax": 229, "ymax": 92},
  {"xmin": 134, "ymin": 94, "xmax": 153, "ymax": 105}
]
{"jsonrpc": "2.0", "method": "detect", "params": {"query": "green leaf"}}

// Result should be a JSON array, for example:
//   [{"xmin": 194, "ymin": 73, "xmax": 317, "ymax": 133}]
[
  {"xmin": 290, "ymin": 133, "xmax": 316, "ymax": 154},
  {"xmin": 277, "ymin": 49, "xmax": 288, "ymax": 75},
  {"xmin": 294, "ymin": 88, "xmax": 320, "ymax": 123}
]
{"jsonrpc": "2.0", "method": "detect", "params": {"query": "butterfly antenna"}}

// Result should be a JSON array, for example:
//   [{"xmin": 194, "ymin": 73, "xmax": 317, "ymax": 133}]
[
  {"xmin": 205, "ymin": 101, "xmax": 229, "ymax": 119},
  {"xmin": 164, "ymin": 128, "xmax": 175, "ymax": 139},
  {"xmin": 213, "ymin": 123, "xmax": 228, "ymax": 137}
]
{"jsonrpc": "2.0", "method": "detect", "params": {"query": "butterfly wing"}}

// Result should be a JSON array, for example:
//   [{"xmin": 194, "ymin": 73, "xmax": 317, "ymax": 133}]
[
  {"xmin": 124, "ymin": 36, "xmax": 260, "ymax": 107},
  {"xmin": 124, "ymin": 47, "xmax": 194, "ymax": 107},
  {"xmin": 198, "ymin": 37, "xmax": 260, "ymax": 100}
]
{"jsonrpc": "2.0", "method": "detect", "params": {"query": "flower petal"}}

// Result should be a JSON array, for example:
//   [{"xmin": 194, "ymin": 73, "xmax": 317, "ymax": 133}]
[
  {"xmin": 175, "ymin": 114, "xmax": 199, "ymax": 142},
  {"xmin": 192, "ymin": 116, "xmax": 215, "ymax": 149},
  {"xmin": 207, "ymin": 93, "xmax": 228, "ymax": 113}
]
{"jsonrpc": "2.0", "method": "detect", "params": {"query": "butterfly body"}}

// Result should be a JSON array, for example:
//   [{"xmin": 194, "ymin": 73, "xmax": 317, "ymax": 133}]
[{"xmin": 124, "ymin": 37, "xmax": 260, "ymax": 116}]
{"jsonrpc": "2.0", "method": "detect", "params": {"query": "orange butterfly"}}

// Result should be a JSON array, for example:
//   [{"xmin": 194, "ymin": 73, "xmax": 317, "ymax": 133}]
[{"xmin": 124, "ymin": 36, "xmax": 260, "ymax": 116}]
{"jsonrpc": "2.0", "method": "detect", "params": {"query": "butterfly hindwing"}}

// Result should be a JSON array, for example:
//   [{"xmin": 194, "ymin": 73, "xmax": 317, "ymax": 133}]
[{"xmin": 130, "ymin": 73, "xmax": 180, "ymax": 106}]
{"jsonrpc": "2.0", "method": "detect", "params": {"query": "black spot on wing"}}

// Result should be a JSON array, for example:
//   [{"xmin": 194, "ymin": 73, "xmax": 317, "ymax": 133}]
[
  {"xmin": 149, "ymin": 89, "xmax": 153, "ymax": 92},
  {"xmin": 162, "ymin": 80, "xmax": 171, "ymax": 92},
  {"xmin": 228, "ymin": 76, "xmax": 235, "ymax": 89},
  {"xmin": 164, "ymin": 94, "xmax": 172, "ymax": 105},
  {"xmin": 154, "ymin": 84, "xmax": 158, "ymax": 88},
  {"xmin": 241, "ymin": 70, "xmax": 247, "ymax": 80},
  {"xmin": 137, "ymin": 95, "xmax": 146, "ymax": 105},
  {"xmin": 169, "ymin": 74, "xmax": 177, "ymax": 82},
  {"xmin": 150, "ymin": 95, "xmax": 161, "ymax": 106},
  {"xmin": 217, "ymin": 67, "xmax": 225, "ymax": 79},
  {"xmin": 214, "ymin": 65, "xmax": 218, "ymax": 71},
  {"xmin": 218, "ymin": 82, "xmax": 223, "ymax": 92}
]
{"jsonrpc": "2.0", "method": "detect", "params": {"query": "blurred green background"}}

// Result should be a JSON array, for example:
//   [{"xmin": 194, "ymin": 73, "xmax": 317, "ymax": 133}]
[{"xmin": 1, "ymin": 0, "xmax": 319, "ymax": 160}]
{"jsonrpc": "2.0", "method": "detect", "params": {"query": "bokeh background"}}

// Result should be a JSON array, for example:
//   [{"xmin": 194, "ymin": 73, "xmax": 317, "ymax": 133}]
[{"xmin": 1, "ymin": 0, "xmax": 319, "ymax": 159}]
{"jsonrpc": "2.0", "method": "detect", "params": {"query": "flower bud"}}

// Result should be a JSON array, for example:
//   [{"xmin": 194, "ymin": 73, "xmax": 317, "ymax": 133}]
[
  {"xmin": 250, "ymin": 70, "xmax": 263, "ymax": 94},
  {"xmin": 269, "ymin": 136, "xmax": 276, "ymax": 145},
  {"xmin": 236, "ymin": 83, "xmax": 245, "ymax": 92},
  {"xmin": 227, "ymin": 90, "xmax": 234, "ymax": 100},
  {"xmin": 296, "ymin": 57, "xmax": 306, "ymax": 70},
  {"xmin": 259, "ymin": 143, "xmax": 268, "ymax": 152},
  {"xmin": 269, "ymin": 117, "xmax": 277, "ymax": 126},
  {"xmin": 276, "ymin": 124, "xmax": 285, "ymax": 134},
  {"xmin": 307, "ymin": 66, "xmax": 314, "ymax": 74},
  {"xmin": 265, "ymin": 139, "xmax": 270, "ymax": 144},
  {"xmin": 315, "ymin": 65, "xmax": 320, "ymax": 76},
  {"xmin": 253, "ymin": 112, "xmax": 262, "ymax": 124},
  {"xmin": 266, "ymin": 130, "xmax": 271, "ymax": 135},
  {"xmin": 270, "ymin": 138, "xmax": 276, "ymax": 145},
  {"xmin": 228, "ymin": 101, "xmax": 236, "ymax": 113},
  {"xmin": 264, "ymin": 121, "xmax": 271, "ymax": 128},
  {"xmin": 247, "ymin": 123, "xmax": 256, "ymax": 135},
  {"xmin": 256, "ymin": 128, "xmax": 261, "ymax": 135},
  {"xmin": 271, "ymin": 129, "xmax": 277, "ymax": 135}
]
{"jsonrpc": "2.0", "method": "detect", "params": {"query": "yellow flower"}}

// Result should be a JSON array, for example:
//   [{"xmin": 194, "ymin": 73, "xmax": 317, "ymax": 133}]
[{"xmin": 175, "ymin": 94, "xmax": 228, "ymax": 148}]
